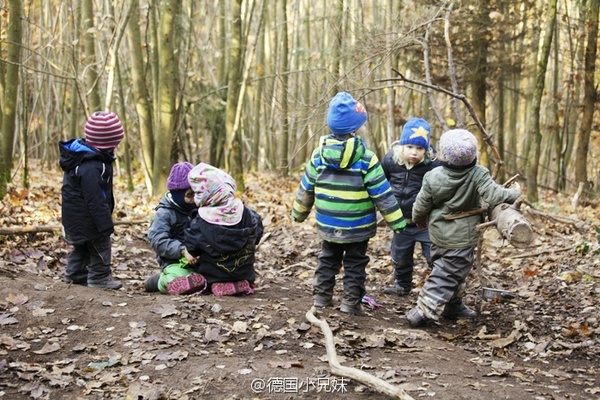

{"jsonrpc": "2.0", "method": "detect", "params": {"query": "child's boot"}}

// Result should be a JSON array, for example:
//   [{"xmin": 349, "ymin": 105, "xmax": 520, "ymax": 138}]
[
  {"xmin": 144, "ymin": 273, "xmax": 161, "ymax": 292},
  {"xmin": 88, "ymin": 276, "xmax": 123, "ymax": 290},
  {"xmin": 406, "ymin": 306, "xmax": 430, "ymax": 327},
  {"xmin": 442, "ymin": 298, "xmax": 477, "ymax": 319},
  {"xmin": 340, "ymin": 298, "xmax": 364, "ymax": 316},
  {"xmin": 384, "ymin": 262, "xmax": 412, "ymax": 296},
  {"xmin": 384, "ymin": 282, "xmax": 411, "ymax": 296},
  {"xmin": 313, "ymin": 294, "xmax": 333, "ymax": 308}
]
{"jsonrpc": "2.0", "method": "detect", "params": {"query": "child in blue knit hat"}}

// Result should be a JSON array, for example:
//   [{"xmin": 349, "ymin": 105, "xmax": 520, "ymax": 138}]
[
  {"xmin": 381, "ymin": 117, "xmax": 440, "ymax": 297},
  {"xmin": 292, "ymin": 92, "xmax": 406, "ymax": 315}
]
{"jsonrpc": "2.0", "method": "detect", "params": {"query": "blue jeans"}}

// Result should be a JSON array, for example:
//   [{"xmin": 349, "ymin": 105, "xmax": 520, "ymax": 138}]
[
  {"xmin": 390, "ymin": 225, "xmax": 432, "ymax": 289},
  {"xmin": 313, "ymin": 240, "xmax": 370, "ymax": 304},
  {"xmin": 65, "ymin": 235, "xmax": 112, "ymax": 284}
]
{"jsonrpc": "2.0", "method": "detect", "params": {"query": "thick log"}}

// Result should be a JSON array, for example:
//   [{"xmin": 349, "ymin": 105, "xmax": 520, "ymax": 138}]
[{"xmin": 490, "ymin": 203, "xmax": 534, "ymax": 248}]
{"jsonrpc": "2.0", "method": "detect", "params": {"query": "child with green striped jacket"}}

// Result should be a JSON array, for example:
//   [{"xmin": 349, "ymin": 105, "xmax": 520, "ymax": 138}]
[{"xmin": 292, "ymin": 92, "xmax": 406, "ymax": 315}]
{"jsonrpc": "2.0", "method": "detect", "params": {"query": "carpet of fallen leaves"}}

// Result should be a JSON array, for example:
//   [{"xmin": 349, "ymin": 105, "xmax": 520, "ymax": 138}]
[{"xmin": 0, "ymin": 161, "xmax": 599, "ymax": 400}]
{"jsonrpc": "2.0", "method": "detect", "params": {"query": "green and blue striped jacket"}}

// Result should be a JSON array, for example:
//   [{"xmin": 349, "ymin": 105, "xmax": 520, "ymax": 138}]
[{"xmin": 292, "ymin": 134, "xmax": 405, "ymax": 243}]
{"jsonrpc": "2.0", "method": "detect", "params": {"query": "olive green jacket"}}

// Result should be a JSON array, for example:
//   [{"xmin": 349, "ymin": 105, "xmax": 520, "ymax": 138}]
[{"xmin": 413, "ymin": 164, "xmax": 520, "ymax": 249}]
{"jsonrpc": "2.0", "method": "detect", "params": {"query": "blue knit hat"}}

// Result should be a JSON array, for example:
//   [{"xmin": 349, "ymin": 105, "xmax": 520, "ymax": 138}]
[
  {"xmin": 327, "ymin": 92, "xmax": 368, "ymax": 135},
  {"xmin": 399, "ymin": 117, "xmax": 430, "ymax": 148}
]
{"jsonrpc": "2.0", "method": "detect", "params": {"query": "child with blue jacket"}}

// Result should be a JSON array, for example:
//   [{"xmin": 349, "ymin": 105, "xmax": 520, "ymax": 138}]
[{"xmin": 59, "ymin": 111, "xmax": 125, "ymax": 290}]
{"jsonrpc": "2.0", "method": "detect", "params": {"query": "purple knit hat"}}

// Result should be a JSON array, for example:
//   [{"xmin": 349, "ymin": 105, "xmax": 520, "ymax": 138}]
[
  {"xmin": 439, "ymin": 129, "xmax": 478, "ymax": 166},
  {"xmin": 84, "ymin": 111, "xmax": 124, "ymax": 150},
  {"xmin": 167, "ymin": 162, "xmax": 194, "ymax": 191}
]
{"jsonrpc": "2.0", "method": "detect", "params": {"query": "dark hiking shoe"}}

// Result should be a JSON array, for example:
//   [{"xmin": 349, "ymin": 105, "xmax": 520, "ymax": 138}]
[
  {"xmin": 383, "ymin": 284, "xmax": 411, "ymax": 296},
  {"xmin": 64, "ymin": 276, "xmax": 87, "ymax": 286},
  {"xmin": 340, "ymin": 300, "xmax": 364, "ymax": 316},
  {"xmin": 442, "ymin": 300, "xmax": 477, "ymax": 320},
  {"xmin": 88, "ymin": 278, "xmax": 123, "ymax": 290},
  {"xmin": 313, "ymin": 295, "xmax": 333, "ymax": 308},
  {"xmin": 406, "ymin": 307, "xmax": 429, "ymax": 327},
  {"xmin": 144, "ymin": 273, "xmax": 161, "ymax": 292}
]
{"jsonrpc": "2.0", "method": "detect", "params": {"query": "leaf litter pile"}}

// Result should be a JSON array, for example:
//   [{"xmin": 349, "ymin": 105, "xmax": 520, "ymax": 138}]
[{"xmin": 0, "ymin": 163, "xmax": 598, "ymax": 400}]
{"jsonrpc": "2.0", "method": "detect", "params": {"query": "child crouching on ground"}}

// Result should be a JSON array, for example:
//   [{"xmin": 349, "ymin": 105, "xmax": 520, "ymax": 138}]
[
  {"xmin": 406, "ymin": 129, "xmax": 521, "ymax": 327},
  {"xmin": 144, "ymin": 162, "xmax": 197, "ymax": 292},
  {"xmin": 151, "ymin": 163, "xmax": 263, "ymax": 296}
]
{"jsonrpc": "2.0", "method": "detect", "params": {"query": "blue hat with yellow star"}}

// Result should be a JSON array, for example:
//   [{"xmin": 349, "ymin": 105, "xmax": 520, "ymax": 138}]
[{"xmin": 399, "ymin": 117, "xmax": 430, "ymax": 148}]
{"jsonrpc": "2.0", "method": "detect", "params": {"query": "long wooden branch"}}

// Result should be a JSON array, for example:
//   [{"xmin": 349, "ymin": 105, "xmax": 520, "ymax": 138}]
[
  {"xmin": 0, "ymin": 220, "xmax": 149, "ymax": 235},
  {"xmin": 305, "ymin": 307, "xmax": 414, "ymax": 399}
]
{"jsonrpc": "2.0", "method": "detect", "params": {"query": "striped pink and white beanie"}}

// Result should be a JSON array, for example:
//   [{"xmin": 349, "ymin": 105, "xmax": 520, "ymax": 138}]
[{"xmin": 84, "ymin": 111, "xmax": 124, "ymax": 150}]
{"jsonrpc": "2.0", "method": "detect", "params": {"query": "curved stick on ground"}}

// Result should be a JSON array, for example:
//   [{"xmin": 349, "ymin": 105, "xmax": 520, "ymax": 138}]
[{"xmin": 305, "ymin": 307, "xmax": 414, "ymax": 400}]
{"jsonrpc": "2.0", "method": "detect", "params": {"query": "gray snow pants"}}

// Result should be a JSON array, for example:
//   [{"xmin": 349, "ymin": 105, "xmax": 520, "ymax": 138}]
[{"xmin": 415, "ymin": 244, "xmax": 475, "ymax": 320}]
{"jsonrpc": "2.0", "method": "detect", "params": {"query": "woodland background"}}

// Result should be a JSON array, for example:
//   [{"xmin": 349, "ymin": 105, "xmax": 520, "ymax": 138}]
[
  {"xmin": 0, "ymin": 0, "xmax": 599, "ymax": 203},
  {"xmin": 1, "ymin": 1, "xmax": 600, "ymax": 398}
]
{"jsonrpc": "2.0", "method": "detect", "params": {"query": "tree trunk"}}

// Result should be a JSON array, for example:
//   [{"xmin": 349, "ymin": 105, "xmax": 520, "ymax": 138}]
[
  {"xmin": 82, "ymin": 0, "xmax": 102, "ymax": 113},
  {"xmin": 470, "ymin": 1, "xmax": 489, "ymax": 167},
  {"xmin": 224, "ymin": 0, "xmax": 244, "ymax": 189},
  {"xmin": 0, "ymin": 0, "xmax": 21, "ymax": 198},
  {"xmin": 104, "ymin": 0, "xmax": 133, "ymax": 111},
  {"xmin": 575, "ymin": 0, "xmax": 599, "ymax": 197},
  {"xmin": 127, "ymin": 0, "xmax": 154, "ymax": 195},
  {"xmin": 385, "ymin": 0, "xmax": 395, "ymax": 146},
  {"xmin": 152, "ymin": 0, "xmax": 181, "ymax": 196},
  {"xmin": 279, "ymin": 0, "xmax": 290, "ymax": 177},
  {"xmin": 525, "ymin": 0, "xmax": 557, "ymax": 203}
]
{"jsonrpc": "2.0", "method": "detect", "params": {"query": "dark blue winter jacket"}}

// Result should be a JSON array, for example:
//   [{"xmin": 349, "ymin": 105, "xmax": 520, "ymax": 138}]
[
  {"xmin": 381, "ymin": 144, "xmax": 440, "ymax": 221},
  {"xmin": 59, "ymin": 138, "xmax": 116, "ymax": 245},
  {"xmin": 184, "ymin": 206, "xmax": 263, "ymax": 285}
]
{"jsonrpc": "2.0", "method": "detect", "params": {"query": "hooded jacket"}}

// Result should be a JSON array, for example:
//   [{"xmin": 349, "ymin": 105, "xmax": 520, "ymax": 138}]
[
  {"xmin": 59, "ymin": 138, "xmax": 116, "ymax": 245},
  {"xmin": 148, "ymin": 193, "xmax": 197, "ymax": 269},
  {"xmin": 292, "ymin": 134, "xmax": 405, "ymax": 243},
  {"xmin": 184, "ymin": 206, "xmax": 263, "ymax": 284},
  {"xmin": 381, "ymin": 142, "xmax": 440, "ymax": 221},
  {"xmin": 412, "ymin": 164, "xmax": 520, "ymax": 248}
]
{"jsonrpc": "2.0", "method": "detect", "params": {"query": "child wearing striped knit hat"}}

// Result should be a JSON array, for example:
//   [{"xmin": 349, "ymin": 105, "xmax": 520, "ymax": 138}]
[{"xmin": 59, "ymin": 111, "xmax": 125, "ymax": 290}]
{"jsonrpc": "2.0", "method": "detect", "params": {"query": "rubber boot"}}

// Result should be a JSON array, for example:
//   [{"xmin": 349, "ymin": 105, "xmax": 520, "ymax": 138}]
[{"xmin": 442, "ymin": 298, "xmax": 477, "ymax": 319}]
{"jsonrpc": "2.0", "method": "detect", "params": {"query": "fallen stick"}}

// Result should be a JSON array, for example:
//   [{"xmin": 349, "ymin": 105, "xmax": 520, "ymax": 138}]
[
  {"xmin": 0, "ymin": 220, "xmax": 149, "ymax": 235},
  {"xmin": 508, "ymin": 245, "xmax": 573, "ymax": 259},
  {"xmin": 305, "ymin": 307, "xmax": 414, "ymax": 400}
]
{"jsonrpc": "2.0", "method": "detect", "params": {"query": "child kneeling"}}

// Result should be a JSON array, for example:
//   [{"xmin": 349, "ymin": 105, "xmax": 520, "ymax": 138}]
[{"xmin": 146, "ymin": 163, "xmax": 263, "ymax": 296}]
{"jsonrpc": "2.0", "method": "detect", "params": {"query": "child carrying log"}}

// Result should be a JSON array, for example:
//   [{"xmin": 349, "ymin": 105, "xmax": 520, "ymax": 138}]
[{"xmin": 406, "ymin": 129, "xmax": 521, "ymax": 327}]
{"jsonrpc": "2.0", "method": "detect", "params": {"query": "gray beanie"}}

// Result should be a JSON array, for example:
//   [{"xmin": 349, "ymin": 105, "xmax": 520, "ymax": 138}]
[{"xmin": 439, "ymin": 129, "xmax": 478, "ymax": 166}]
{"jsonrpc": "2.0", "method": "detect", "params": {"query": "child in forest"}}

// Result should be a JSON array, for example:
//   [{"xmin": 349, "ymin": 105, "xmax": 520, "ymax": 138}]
[
  {"xmin": 147, "ymin": 163, "xmax": 263, "ymax": 296},
  {"xmin": 59, "ymin": 111, "xmax": 125, "ymax": 289},
  {"xmin": 292, "ymin": 91, "xmax": 406, "ymax": 315},
  {"xmin": 406, "ymin": 129, "xmax": 521, "ymax": 327},
  {"xmin": 381, "ymin": 117, "xmax": 439, "ymax": 296},
  {"xmin": 144, "ymin": 162, "xmax": 198, "ymax": 292}
]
